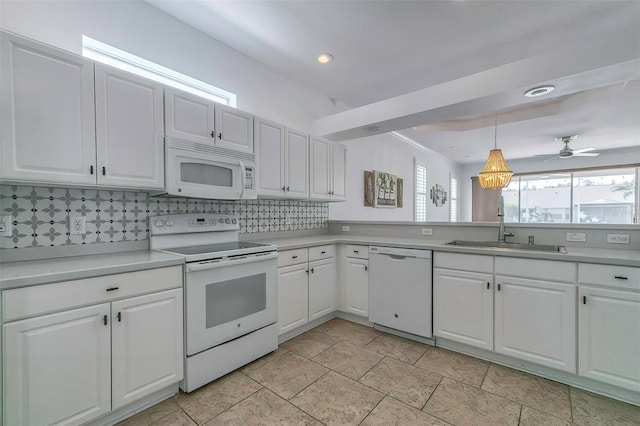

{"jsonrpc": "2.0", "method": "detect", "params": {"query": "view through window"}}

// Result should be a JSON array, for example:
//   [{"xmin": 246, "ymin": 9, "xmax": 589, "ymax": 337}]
[
  {"xmin": 415, "ymin": 160, "xmax": 427, "ymax": 222},
  {"xmin": 503, "ymin": 167, "xmax": 638, "ymax": 224}
]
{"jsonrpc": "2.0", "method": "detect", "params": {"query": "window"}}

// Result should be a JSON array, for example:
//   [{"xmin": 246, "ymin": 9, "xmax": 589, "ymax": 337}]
[
  {"xmin": 504, "ymin": 167, "xmax": 638, "ymax": 224},
  {"xmin": 415, "ymin": 160, "xmax": 427, "ymax": 222},
  {"xmin": 449, "ymin": 175, "xmax": 458, "ymax": 222},
  {"xmin": 82, "ymin": 36, "xmax": 237, "ymax": 106}
]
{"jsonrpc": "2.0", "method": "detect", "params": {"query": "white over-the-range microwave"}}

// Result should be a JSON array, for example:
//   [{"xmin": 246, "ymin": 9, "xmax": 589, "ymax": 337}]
[{"xmin": 156, "ymin": 138, "xmax": 257, "ymax": 200}]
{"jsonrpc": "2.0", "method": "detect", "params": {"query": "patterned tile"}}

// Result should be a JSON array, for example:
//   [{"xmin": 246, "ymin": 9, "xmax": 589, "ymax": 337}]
[
  {"xmin": 312, "ymin": 341, "xmax": 384, "ymax": 380},
  {"xmin": 570, "ymin": 387, "xmax": 640, "ymax": 426},
  {"xmin": 361, "ymin": 396, "xmax": 450, "ymax": 426},
  {"xmin": 415, "ymin": 346, "xmax": 489, "ymax": 387},
  {"xmin": 0, "ymin": 185, "xmax": 329, "ymax": 248},
  {"xmin": 364, "ymin": 333, "xmax": 429, "ymax": 364}
]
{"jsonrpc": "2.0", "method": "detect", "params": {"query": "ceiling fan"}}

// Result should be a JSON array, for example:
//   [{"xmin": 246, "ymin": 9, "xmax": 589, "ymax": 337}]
[{"xmin": 535, "ymin": 135, "xmax": 600, "ymax": 160}]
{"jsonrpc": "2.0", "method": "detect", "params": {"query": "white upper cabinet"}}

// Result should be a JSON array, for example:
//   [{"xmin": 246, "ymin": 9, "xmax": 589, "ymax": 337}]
[
  {"xmin": 95, "ymin": 64, "xmax": 164, "ymax": 189},
  {"xmin": 164, "ymin": 88, "xmax": 216, "ymax": 144},
  {"xmin": 214, "ymin": 104, "xmax": 254, "ymax": 153},
  {"xmin": 285, "ymin": 128, "xmax": 309, "ymax": 198},
  {"xmin": 255, "ymin": 118, "xmax": 286, "ymax": 197},
  {"xmin": 0, "ymin": 31, "xmax": 96, "ymax": 185},
  {"xmin": 309, "ymin": 137, "xmax": 346, "ymax": 201},
  {"xmin": 310, "ymin": 137, "xmax": 331, "ymax": 199}
]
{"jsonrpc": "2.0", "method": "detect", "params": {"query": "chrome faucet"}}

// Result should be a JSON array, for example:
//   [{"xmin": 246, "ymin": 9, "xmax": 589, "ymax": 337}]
[{"xmin": 497, "ymin": 195, "xmax": 514, "ymax": 243}]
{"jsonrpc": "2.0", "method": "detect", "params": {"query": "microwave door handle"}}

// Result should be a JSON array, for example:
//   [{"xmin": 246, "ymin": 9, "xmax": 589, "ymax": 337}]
[{"xmin": 239, "ymin": 160, "xmax": 246, "ymax": 198}]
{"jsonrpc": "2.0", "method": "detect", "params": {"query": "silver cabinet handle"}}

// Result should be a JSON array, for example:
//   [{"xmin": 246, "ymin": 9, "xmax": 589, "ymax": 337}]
[
  {"xmin": 614, "ymin": 276, "xmax": 628, "ymax": 280},
  {"xmin": 106, "ymin": 286, "xmax": 119, "ymax": 292}
]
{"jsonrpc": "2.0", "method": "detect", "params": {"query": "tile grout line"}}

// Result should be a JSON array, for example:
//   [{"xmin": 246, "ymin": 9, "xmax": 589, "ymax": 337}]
[{"xmin": 517, "ymin": 404, "xmax": 523, "ymax": 426}]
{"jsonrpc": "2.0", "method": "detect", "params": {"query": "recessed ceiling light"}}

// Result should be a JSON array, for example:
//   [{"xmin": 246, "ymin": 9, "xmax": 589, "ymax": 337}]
[
  {"xmin": 316, "ymin": 53, "xmax": 334, "ymax": 64},
  {"xmin": 524, "ymin": 85, "xmax": 555, "ymax": 97}
]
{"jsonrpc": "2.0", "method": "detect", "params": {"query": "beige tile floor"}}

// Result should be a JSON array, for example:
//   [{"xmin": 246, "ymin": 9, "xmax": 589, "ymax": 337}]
[{"xmin": 119, "ymin": 318, "xmax": 640, "ymax": 426}]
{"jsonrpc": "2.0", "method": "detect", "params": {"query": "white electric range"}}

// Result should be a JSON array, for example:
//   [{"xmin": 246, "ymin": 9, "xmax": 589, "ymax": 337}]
[{"xmin": 150, "ymin": 213, "xmax": 278, "ymax": 392}]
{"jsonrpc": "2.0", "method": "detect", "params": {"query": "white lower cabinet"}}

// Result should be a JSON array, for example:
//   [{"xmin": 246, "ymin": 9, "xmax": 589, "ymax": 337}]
[
  {"xmin": 111, "ymin": 290, "xmax": 184, "ymax": 410},
  {"xmin": 309, "ymin": 258, "xmax": 337, "ymax": 320},
  {"xmin": 344, "ymin": 258, "xmax": 369, "ymax": 317},
  {"xmin": 2, "ymin": 267, "xmax": 183, "ymax": 426},
  {"xmin": 495, "ymin": 276, "xmax": 576, "ymax": 372},
  {"xmin": 579, "ymin": 286, "xmax": 640, "ymax": 391},
  {"xmin": 4, "ymin": 304, "xmax": 111, "ymax": 426},
  {"xmin": 277, "ymin": 263, "xmax": 310, "ymax": 334},
  {"xmin": 433, "ymin": 268, "xmax": 494, "ymax": 350},
  {"xmin": 277, "ymin": 246, "xmax": 337, "ymax": 335}
]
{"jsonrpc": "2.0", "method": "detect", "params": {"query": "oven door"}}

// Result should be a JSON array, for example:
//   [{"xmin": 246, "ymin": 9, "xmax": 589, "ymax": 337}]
[
  {"xmin": 185, "ymin": 253, "xmax": 278, "ymax": 356},
  {"xmin": 167, "ymin": 147, "xmax": 248, "ymax": 200}
]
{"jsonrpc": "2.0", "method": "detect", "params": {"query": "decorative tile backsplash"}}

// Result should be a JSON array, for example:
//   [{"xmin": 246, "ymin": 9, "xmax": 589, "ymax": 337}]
[{"xmin": 0, "ymin": 185, "xmax": 328, "ymax": 249}]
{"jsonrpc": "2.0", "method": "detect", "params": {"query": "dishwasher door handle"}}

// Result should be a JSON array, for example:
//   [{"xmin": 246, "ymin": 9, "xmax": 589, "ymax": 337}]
[{"xmin": 378, "ymin": 253, "xmax": 414, "ymax": 260}]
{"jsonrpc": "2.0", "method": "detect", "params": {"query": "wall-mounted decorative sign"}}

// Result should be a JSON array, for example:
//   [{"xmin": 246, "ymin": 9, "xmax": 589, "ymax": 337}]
[
  {"xmin": 430, "ymin": 184, "xmax": 448, "ymax": 207},
  {"xmin": 363, "ymin": 170, "xmax": 403, "ymax": 208}
]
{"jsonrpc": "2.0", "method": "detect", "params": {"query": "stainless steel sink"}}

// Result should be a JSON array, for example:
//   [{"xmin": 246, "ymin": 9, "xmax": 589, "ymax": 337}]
[{"xmin": 445, "ymin": 240, "xmax": 567, "ymax": 253}]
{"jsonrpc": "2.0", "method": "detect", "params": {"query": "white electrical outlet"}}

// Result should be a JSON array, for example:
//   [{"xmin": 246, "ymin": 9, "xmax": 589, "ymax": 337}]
[
  {"xmin": 70, "ymin": 216, "xmax": 86, "ymax": 235},
  {"xmin": 421, "ymin": 228, "xmax": 433, "ymax": 236},
  {"xmin": 0, "ymin": 215, "xmax": 12, "ymax": 237},
  {"xmin": 342, "ymin": 225, "xmax": 350, "ymax": 232},
  {"xmin": 566, "ymin": 232, "xmax": 586, "ymax": 242},
  {"xmin": 607, "ymin": 234, "xmax": 630, "ymax": 244}
]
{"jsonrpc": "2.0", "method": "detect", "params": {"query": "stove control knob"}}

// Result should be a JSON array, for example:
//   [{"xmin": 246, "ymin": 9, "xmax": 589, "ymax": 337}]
[
  {"xmin": 154, "ymin": 220, "xmax": 164, "ymax": 227},
  {"xmin": 225, "ymin": 218, "xmax": 231, "ymax": 224},
  {"xmin": 166, "ymin": 220, "xmax": 174, "ymax": 227},
  {"xmin": 232, "ymin": 218, "xmax": 237, "ymax": 224},
  {"xmin": 219, "ymin": 219, "xmax": 224, "ymax": 223}
]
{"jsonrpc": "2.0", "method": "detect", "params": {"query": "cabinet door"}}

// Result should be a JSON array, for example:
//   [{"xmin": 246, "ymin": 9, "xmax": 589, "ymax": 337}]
[
  {"xmin": 495, "ymin": 276, "xmax": 576, "ymax": 372},
  {"xmin": 309, "ymin": 137, "xmax": 331, "ymax": 200},
  {"xmin": 331, "ymin": 143, "xmax": 347, "ymax": 200},
  {"xmin": 214, "ymin": 104, "xmax": 254, "ymax": 153},
  {"xmin": 579, "ymin": 287, "xmax": 640, "ymax": 391},
  {"xmin": 309, "ymin": 257, "xmax": 337, "ymax": 320},
  {"xmin": 95, "ymin": 64, "xmax": 164, "ymax": 189},
  {"xmin": 284, "ymin": 128, "xmax": 309, "ymax": 198},
  {"xmin": 164, "ymin": 87, "xmax": 215, "ymax": 144},
  {"xmin": 277, "ymin": 263, "xmax": 309, "ymax": 334},
  {"xmin": 3, "ymin": 304, "xmax": 111, "ymax": 426},
  {"xmin": 0, "ymin": 32, "xmax": 96, "ymax": 184},
  {"xmin": 111, "ymin": 289, "xmax": 183, "ymax": 410},
  {"xmin": 255, "ymin": 118, "xmax": 285, "ymax": 196},
  {"xmin": 433, "ymin": 268, "xmax": 493, "ymax": 350},
  {"xmin": 344, "ymin": 258, "xmax": 369, "ymax": 317}
]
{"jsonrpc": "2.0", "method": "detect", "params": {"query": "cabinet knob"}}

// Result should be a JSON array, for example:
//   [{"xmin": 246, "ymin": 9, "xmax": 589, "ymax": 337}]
[
  {"xmin": 321, "ymin": 251, "xmax": 326, "ymax": 254},
  {"xmin": 90, "ymin": 165, "xmax": 94, "ymax": 175},
  {"xmin": 117, "ymin": 312, "xmax": 122, "ymax": 322},
  {"xmin": 103, "ymin": 315, "xmax": 108, "ymax": 326},
  {"xmin": 364, "ymin": 265, "xmax": 368, "ymax": 271},
  {"xmin": 210, "ymin": 131, "xmax": 215, "ymax": 138},
  {"xmin": 106, "ymin": 286, "xmax": 119, "ymax": 292},
  {"xmin": 310, "ymin": 268, "xmax": 315, "ymax": 273},
  {"xmin": 614, "ymin": 275, "xmax": 628, "ymax": 280},
  {"xmin": 497, "ymin": 283, "xmax": 501, "ymax": 291},
  {"xmin": 102, "ymin": 166, "xmax": 106, "ymax": 176},
  {"xmin": 292, "ymin": 255, "xmax": 298, "ymax": 259},
  {"xmin": 487, "ymin": 282, "xmax": 490, "ymax": 290},
  {"xmin": 286, "ymin": 186, "xmax": 290, "ymax": 191},
  {"xmin": 282, "ymin": 186, "xmax": 286, "ymax": 191},
  {"xmin": 583, "ymin": 296, "xmax": 587, "ymax": 304},
  {"xmin": 394, "ymin": 313, "xmax": 399, "ymax": 318},
  {"xmin": 218, "ymin": 132, "xmax": 222, "ymax": 139}
]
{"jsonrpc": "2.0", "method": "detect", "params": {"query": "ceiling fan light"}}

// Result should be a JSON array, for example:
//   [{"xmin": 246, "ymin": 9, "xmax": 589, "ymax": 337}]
[{"xmin": 478, "ymin": 149, "xmax": 514, "ymax": 189}]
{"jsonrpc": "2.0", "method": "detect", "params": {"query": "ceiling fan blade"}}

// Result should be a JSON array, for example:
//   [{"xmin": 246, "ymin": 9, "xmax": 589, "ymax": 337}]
[
  {"xmin": 573, "ymin": 147, "xmax": 596, "ymax": 154},
  {"xmin": 534, "ymin": 154, "xmax": 557, "ymax": 157},
  {"xmin": 544, "ymin": 156, "xmax": 561, "ymax": 162},
  {"xmin": 573, "ymin": 152, "xmax": 600, "ymax": 157}
]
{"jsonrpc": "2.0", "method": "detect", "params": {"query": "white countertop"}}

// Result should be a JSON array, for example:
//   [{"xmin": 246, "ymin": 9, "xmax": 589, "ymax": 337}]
[
  {"xmin": 253, "ymin": 234, "xmax": 640, "ymax": 267},
  {"xmin": 1, "ymin": 234, "xmax": 638, "ymax": 291},
  {"xmin": 0, "ymin": 250, "xmax": 184, "ymax": 290}
]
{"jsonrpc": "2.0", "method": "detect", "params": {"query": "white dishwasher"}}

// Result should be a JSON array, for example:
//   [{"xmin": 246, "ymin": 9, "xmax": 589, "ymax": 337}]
[{"xmin": 369, "ymin": 246, "xmax": 432, "ymax": 338}]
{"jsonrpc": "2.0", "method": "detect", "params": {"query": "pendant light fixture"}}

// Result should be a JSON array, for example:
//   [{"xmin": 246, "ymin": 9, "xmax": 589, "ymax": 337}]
[{"xmin": 478, "ymin": 115, "xmax": 513, "ymax": 189}]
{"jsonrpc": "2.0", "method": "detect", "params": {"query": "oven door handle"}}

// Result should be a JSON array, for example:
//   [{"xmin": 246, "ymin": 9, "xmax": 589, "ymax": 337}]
[{"xmin": 186, "ymin": 252, "xmax": 278, "ymax": 272}]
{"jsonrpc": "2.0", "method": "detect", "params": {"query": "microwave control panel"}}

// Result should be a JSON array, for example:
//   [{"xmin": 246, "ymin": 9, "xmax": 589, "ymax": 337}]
[{"xmin": 244, "ymin": 167, "xmax": 255, "ymax": 189}]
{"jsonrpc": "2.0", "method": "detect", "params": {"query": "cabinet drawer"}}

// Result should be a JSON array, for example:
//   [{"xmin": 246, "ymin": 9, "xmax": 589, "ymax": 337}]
[
  {"xmin": 434, "ymin": 252, "xmax": 493, "ymax": 273},
  {"xmin": 579, "ymin": 263, "xmax": 640, "ymax": 290},
  {"xmin": 277, "ymin": 248, "xmax": 308, "ymax": 267},
  {"xmin": 2, "ymin": 266, "xmax": 183, "ymax": 322},
  {"xmin": 309, "ymin": 244, "xmax": 335, "ymax": 261},
  {"xmin": 495, "ymin": 257, "xmax": 576, "ymax": 283},
  {"xmin": 345, "ymin": 245, "xmax": 368, "ymax": 259}
]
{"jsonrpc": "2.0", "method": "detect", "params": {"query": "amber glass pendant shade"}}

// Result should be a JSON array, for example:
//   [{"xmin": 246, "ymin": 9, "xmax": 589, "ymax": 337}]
[{"xmin": 478, "ymin": 149, "xmax": 514, "ymax": 189}]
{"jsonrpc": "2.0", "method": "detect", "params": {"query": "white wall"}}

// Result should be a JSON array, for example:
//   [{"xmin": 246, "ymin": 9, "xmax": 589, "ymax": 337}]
[
  {"xmin": 330, "ymin": 133, "xmax": 462, "ymax": 221},
  {"xmin": 458, "ymin": 146, "xmax": 640, "ymax": 221},
  {"xmin": 0, "ymin": 0, "xmax": 337, "ymax": 132}
]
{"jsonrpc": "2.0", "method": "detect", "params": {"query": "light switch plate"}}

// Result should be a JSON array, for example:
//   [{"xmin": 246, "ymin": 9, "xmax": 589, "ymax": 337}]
[
  {"xmin": 0, "ymin": 215, "xmax": 12, "ymax": 237},
  {"xmin": 566, "ymin": 232, "xmax": 586, "ymax": 242},
  {"xmin": 607, "ymin": 234, "xmax": 630, "ymax": 244}
]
